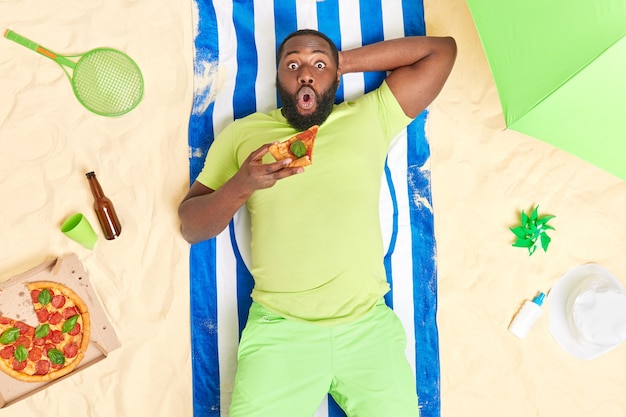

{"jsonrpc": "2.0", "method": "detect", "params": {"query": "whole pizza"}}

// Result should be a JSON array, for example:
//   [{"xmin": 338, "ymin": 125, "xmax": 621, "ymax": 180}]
[{"xmin": 0, "ymin": 281, "xmax": 90, "ymax": 382}]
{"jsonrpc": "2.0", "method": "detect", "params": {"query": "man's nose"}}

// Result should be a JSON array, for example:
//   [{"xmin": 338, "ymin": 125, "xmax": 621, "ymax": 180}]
[{"xmin": 298, "ymin": 67, "xmax": 314, "ymax": 84}]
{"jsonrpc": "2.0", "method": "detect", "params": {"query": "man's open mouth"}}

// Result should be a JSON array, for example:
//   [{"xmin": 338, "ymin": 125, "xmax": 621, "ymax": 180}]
[{"xmin": 297, "ymin": 86, "xmax": 316, "ymax": 111}]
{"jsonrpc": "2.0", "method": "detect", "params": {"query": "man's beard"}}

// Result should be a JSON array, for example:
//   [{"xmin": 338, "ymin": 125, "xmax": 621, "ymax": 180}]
[{"xmin": 277, "ymin": 78, "xmax": 339, "ymax": 131}]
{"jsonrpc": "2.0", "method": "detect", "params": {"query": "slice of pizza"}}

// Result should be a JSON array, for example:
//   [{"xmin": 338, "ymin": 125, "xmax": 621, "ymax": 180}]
[
  {"xmin": 269, "ymin": 125, "xmax": 318, "ymax": 168},
  {"xmin": 0, "ymin": 281, "xmax": 90, "ymax": 382}
]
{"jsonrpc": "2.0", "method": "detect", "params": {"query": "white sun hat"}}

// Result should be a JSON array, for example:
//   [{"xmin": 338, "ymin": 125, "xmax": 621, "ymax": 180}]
[{"xmin": 548, "ymin": 263, "xmax": 626, "ymax": 360}]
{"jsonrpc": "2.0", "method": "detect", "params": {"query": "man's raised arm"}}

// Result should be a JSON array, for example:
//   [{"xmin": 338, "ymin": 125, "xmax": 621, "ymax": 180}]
[{"xmin": 339, "ymin": 36, "xmax": 456, "ymax": 119}]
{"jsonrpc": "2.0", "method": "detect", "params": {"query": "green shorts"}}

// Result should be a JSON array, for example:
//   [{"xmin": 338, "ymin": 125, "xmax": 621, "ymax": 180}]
[{"xmin": 229, "ymin": 300, "xmax": 420, "ymax": 417}]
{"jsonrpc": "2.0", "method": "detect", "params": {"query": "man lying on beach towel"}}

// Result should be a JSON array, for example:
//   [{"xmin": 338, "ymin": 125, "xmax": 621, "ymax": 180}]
[{"xmin": 178, "ymin": 29, "xmax": 456, "ymax": 417}]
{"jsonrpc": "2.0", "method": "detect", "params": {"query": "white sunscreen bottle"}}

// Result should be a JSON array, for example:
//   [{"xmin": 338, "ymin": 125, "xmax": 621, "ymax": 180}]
[{"xmin": 508, "ymin": 292, "xmax": 545, "ymax": 339}]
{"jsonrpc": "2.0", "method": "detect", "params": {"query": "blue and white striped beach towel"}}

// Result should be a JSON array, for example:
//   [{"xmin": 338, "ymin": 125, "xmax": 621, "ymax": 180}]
[{"xmin": 187, "ymin": 1, "xmax": 439, "ymax": 416}]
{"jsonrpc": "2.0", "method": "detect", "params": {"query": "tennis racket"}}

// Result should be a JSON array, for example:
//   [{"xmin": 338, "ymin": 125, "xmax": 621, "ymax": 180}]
[{"xmin": 4, "ymin": 29, "xmax": 144, "ymax": 117}]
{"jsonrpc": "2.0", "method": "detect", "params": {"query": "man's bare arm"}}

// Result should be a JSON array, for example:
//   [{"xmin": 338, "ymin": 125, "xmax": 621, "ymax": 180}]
[
  {"xmin": 339, "ymin": 36, "xmax": 457, "ymax": 119},
  {"xmin": 178, "ymin": 143, "xmax": 302, "ymax": 244}
]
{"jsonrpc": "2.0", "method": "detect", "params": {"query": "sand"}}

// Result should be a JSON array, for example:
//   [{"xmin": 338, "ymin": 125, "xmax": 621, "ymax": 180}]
[{"xmin": 1, "ymin": 0, "xmax": 625, "ymax": 416}]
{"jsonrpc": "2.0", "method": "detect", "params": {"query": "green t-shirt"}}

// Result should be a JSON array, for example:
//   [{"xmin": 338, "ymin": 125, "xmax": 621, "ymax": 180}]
[{"xmin": 197, "ymin": 81, "xmax": 412, "ymax": 325}]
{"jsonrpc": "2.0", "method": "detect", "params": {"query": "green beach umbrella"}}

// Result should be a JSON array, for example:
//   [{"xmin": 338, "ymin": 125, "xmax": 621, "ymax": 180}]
[{"xmin": 466, "ymin": 0, "xmax": 626, "ymax": 181}]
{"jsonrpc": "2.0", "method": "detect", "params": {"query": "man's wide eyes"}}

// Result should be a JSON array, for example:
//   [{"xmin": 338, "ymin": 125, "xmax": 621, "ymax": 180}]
[{"xmin": 286, "ymin": 62, "xmax": 326, "ymax": 70}]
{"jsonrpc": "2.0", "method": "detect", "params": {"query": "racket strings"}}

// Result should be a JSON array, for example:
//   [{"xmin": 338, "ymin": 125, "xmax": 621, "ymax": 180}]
[{"xmin": 72, "ymin": 49, "xmax": 143, "ymax": 116}]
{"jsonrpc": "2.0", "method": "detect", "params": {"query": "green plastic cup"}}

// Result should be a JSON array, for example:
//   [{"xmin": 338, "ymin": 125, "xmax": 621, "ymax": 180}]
[{"xmin": 61, "ymin": 213, "xmax": 98, "ymax": 250}]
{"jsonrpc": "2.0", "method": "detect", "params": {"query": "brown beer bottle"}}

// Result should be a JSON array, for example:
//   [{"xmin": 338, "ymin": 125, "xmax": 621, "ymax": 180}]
[{"xmin": 86, "ymin": 171, "xmax": 122, "ymax": 240}]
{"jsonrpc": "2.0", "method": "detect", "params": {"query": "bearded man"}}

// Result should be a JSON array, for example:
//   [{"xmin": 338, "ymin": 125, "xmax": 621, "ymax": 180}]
[{"xmin": 178, "ymin": 29, "xmax": 456, "ymax": 417}]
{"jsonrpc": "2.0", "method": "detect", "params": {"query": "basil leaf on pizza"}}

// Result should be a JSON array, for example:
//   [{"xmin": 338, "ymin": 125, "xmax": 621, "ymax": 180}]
[
  {"xmin": 269, "ymin": 125, "xmax": 318, "ymax": 168},
  {"xmin": 35, "ymin": 323, "xmax": 50, "ymax": 339},
  {"xmin": 289, "ymin": 140, "xmax": 306, "ymax": 158},
  {"xmin": 14, "ymin": 345, "xmax": 28, "ymax": 362},
  {"xmin": 38, "ymin": 288, "xmax": 52, "ymax": 305},
  {"xmin": 48, "ymin": 348, "xmax": 66, "ymax": 365},
  {"xmin": 1, "ymin": 327, "xmax": 20, "ymax": 344},
  {"xmin": 62, "ymin": 314, "xmax": 79, "ymax": 333}
]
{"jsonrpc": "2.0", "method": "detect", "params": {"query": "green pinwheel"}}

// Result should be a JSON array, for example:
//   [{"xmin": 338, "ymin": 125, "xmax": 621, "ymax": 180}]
[{"xmin": 510, "ymin": 206, "xmax": 555, "ymax": 256}]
